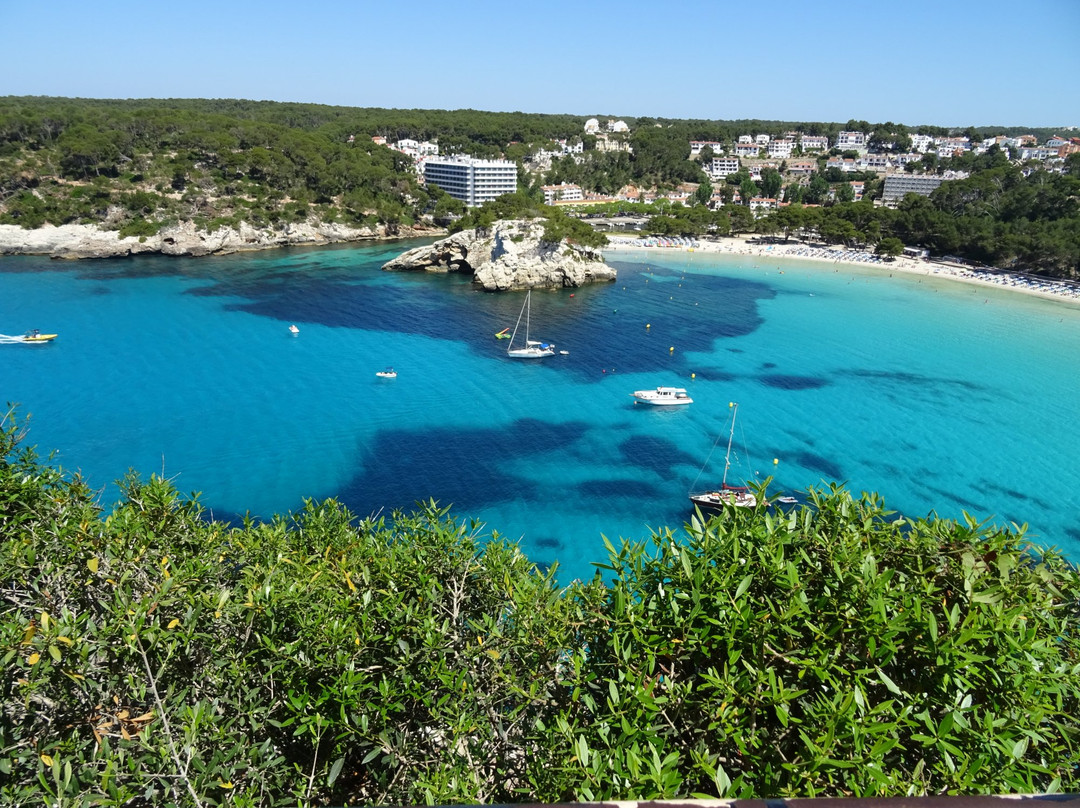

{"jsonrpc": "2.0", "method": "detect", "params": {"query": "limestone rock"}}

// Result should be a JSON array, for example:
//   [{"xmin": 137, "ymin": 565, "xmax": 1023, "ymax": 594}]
[
  {"xmin": 0, "ymin": 220, "xmax": 439, "ymax": 259},
  {"xmin": 381, "ymin": 219, "xmax": 614, "ymax": 291}
]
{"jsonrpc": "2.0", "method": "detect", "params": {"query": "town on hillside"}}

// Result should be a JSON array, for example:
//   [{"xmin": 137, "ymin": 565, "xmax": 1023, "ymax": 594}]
[{"xmin": 373, "ymin": 118, "xmax": 1078, "ymax": 213}]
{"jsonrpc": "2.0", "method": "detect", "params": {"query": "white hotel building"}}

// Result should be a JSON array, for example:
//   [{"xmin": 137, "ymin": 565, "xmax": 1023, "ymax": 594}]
[{"xmin": 422, "ymin": 156, "xmax": 518, "ymax": 207}]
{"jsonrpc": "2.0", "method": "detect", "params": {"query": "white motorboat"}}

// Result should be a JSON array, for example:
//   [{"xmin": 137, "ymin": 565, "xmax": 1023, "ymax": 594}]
[
  {"xmin": 631, "ymin": 386, "xmax": 693, "ymax": 406},
  {"xmin": 506, "ymin": 290, "xmax": 555, "ymax": 359},
  {"xmin": 376, "ymin": 367, "xmax": 397, "ymax": 378}
]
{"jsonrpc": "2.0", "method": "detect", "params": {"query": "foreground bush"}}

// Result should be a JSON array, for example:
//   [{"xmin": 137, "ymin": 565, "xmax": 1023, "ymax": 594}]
[{"xmin": 2, "ymin": 412, "xmax": 1078, "ymax": 805}]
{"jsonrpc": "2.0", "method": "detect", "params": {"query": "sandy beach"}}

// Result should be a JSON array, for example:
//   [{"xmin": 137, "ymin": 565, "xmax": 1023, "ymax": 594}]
[{"xmin": 604, "ymin": 235, "xmax": 1080, "ymax": 305}]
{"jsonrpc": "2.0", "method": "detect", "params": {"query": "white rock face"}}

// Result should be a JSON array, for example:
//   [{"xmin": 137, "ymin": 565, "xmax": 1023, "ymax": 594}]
[
  {"xmin": 0, "ymin": 220, "xmax": 436, "ymax": 259},
  {"xmin": 381, "ymin": 219, "xmax": 615, "ymax": 291}
]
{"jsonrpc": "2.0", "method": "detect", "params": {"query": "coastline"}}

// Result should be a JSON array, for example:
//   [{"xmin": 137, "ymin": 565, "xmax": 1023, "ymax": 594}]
[
  {"xmin": 604, "ymin": 235, "xmax": 1080, "ymax": 305},
  {"xmin": 0, "ymin": 221, "xmax": 444, "ymax": 260}
]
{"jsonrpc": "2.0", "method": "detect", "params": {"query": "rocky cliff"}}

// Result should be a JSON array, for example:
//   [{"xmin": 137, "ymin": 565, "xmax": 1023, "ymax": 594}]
[
  {"xmin": 381, "ymin": 219, "xmax": 615, "ymax": 291},
  {"xmin": 0, "ymin": 220, "xmax": 440, "ymax": 260}
]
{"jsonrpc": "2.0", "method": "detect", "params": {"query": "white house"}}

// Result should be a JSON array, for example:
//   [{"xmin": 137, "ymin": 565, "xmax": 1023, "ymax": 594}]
[
  {"xmin": 734, "ymin": 143, "xmax": 760, "ymax": 158},
  {"xmin": 749, "ymin": 197, "xmax": 778, "ymax": 215},
  {"xmin": 584, "ymin": 118, "xmax": 601, "ymax": 134},
  {"xmin": 690, "ymin": 140, "xmax": 724, "ymax": 156},
  {"xmin": 826, "ymin": 156, "xmax": 859, "ymax": 173},
  {"xmin": 799, "ymin": 135, "xmax": 829, "ymax": 152},
  {"xmin": 1020, "ymin": 147, "xmax": 1061, "ymax": 161},
  {"xmin": 859, "ymin": 154, "xmax": 892, "ymax": 172},
  {"xmin": 910, "ymin": 134, "xmax": 934, "ymax": 153},
  {"xmin": 542, "ymin": 183, "xmax": 584, "ymax": 204}
]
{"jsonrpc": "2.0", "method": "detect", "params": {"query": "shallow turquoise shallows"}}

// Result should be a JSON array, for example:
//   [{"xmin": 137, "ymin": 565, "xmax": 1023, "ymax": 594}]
[{"xmin": 2, "ymin": 240, "xmax": 1078, "ymax": 581}]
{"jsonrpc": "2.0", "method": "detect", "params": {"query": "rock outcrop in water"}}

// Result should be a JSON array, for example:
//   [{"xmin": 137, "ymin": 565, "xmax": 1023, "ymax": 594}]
[
  {"xmin": 0, "ymin": 220, "xmax": 439, "ymax": 259},
  {"xmin": 381, "ymin": 219, "xmax": 615, "ymax": 291}
]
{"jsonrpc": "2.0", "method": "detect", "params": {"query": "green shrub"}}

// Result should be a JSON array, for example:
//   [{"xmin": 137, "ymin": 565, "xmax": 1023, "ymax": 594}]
[
  {"xmin": 118, "ymin": 217, "xmax": 161, "ymax": 239},
  {"xmin": 2, "ymin": 411, "xmax": 1077, "ymax": 806}
]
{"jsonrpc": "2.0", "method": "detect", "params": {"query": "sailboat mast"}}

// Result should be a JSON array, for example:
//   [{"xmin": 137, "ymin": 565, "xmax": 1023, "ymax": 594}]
[{"xmin": 722, "ymin": 402, "xmax": 738, "ymax": 488}]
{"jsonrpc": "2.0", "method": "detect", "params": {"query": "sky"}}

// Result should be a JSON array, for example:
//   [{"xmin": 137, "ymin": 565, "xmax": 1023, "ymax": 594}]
[{"xmin": 3, "ymin": 0, "xmax": 1078, "ymax": 129}]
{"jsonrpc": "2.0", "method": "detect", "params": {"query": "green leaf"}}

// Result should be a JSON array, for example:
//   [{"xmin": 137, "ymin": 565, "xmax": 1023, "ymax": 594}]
[
  {"xmin": 1011, "ymin": 736, "xmax": 1029, "ymax": 760},
  {"xmin": 327, "ymin": 756, "xmax": 345, "ymax": 787},
  {"xmin": 734, "ymin": 575, "xmax": 752, "ymax": 600},
  {"xmin": 876, "ymin": 667, "xmax": 902, "ymax": 696}
]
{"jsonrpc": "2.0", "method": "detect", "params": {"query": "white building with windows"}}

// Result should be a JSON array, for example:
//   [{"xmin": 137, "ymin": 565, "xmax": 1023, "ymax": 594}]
[
  {"xmin": 767, "ymin": 139, "xmax": 794, "ymax": 159},
  {"xmin": 423, "ymin": 157, "xmax": 518, "ymax": 207},
  {"xmin": 708, "ymin": 157, "xmax": 741, "ymax": 178},
  {"xmin": 542, "ymin": 183, "xmax": 584, "ymax": 204},
  {"xmin": 690, "ymin": 140, "xmax": 724, "ymax": 156},
  {"xmin": 836, "ymin": 131, "xmax": 868, "ymax": 150},
  {"xmin": 799, "ymin": 135, "xmax": 829, "ymax": 151},
  {"xmin": 734, "ymin": 143, "xmax": 760, "ymax": 158},
  {"xmin": 881, "ymin": 173, "xmax": 945, "ymax": 205},
  {"xmin": 910, "ymin": 134, "xmax": 934, "ymax": 153}
]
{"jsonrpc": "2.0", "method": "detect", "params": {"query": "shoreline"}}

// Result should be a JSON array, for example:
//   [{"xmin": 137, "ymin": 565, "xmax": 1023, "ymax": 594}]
[
  {"xmin": 0, "ymin": 221, "xmax": 444, "ymax": 261},
  {"xmin": 603, "ymin": 235, "xmax": 1080, "ymax": 305}
]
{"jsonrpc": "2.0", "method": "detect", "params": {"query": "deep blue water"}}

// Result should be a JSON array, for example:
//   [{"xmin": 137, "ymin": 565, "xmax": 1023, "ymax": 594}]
[{"xmin": 3, "ymin": 240, "xmax": 1079, "ymax": 581}]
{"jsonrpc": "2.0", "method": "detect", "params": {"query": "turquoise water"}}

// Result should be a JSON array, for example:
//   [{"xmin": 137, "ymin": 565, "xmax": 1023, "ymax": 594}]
[{"xmin": 2, "ymin": 241, "xmax": 1079, "ymax": 581}]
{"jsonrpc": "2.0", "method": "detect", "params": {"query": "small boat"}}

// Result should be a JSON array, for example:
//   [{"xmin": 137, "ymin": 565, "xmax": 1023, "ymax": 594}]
[
  {"xmin": 495, "ymin": 328, "xmax": 511, "ymax": 340},
  {"xmin": 507, "ymin": 291, "xmax": 555, "ymax": 359},
  {"xmin": 289, "ymin": 324, "xmax": 300, "ymax": 335},
  {"xmin": 375, "ymin": 367, "xmax": 397, "ymax": 379},
  {"xmin": 1, "ymin": 330, "xmax": 58, "ymax": 344},
  {"xmin": 631, "ymin": 386, "xmax": 693, "ymax": 406},
  {"xmin": 689, "ymin": 402, "xmax": 758, "ymax": 511}
]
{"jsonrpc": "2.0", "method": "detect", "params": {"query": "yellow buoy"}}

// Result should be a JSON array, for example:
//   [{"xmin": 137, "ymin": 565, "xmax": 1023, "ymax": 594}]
[
  {"xmin": 691, "ymin": 373, "xmax": 696, "ymax": 379},
  {"xmin": 773, "ymin": 458, "xmax": 779, "ymax": 465},
  {"xmin": 646, "ymin": 323, "xmax": 650, "ymax": 329},
  {"xmin": 669, "ymin": 346, "xmax": 674, "ymax": 352}
]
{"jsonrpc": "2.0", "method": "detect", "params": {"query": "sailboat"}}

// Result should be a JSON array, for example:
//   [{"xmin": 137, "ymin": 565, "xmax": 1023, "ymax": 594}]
[
  {"xmin": 506, "ymin": 290, "xmax": 555, "ymax": 359},
  {"xmin": 688, "ymin": 401, "xmax": 758, "ymax": 511}
]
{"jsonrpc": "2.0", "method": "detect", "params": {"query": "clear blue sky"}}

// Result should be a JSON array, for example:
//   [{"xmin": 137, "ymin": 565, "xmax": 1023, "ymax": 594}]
[{"xmin": 3, "ymin": 0, "xmax": 1078, "ymax": 128}]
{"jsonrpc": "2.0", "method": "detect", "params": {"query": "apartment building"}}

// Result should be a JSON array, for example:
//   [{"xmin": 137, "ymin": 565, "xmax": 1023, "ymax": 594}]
[
  {"xmin": 881, "ymin": 173, "xmax": 945, "ymax": 205},
  {"xmin": 423, "ymin": 156, "xmax": 518, "ymax": 207},
  {"xmin": 708, "ymin": 157, "xmax": 741, "ymax": 178}
]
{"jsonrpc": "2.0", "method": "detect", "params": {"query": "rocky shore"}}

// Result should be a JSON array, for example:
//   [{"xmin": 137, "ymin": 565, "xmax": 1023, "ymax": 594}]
[
  {"xmin": 381, "ymin": 219, "xmax": 615, "ymax": 291},
  {"xmin": 0, "ymin": 220, "xmax": 442, "ymax": 260}
]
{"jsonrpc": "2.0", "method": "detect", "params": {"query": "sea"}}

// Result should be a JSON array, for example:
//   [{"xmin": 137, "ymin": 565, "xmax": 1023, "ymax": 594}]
[{"xmin": 3, "ymin": 240, "xmax": 1079, "ymax": 582}]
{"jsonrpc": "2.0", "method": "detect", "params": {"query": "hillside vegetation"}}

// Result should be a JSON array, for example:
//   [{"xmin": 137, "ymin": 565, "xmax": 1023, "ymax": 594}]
[
  {"xmin": 3, "ymin": 410, "xmax": 1078, "ymax": 806},
  {"xmin": 2, "ymin": 98, "xmax": 1077, "ymax": 276}
]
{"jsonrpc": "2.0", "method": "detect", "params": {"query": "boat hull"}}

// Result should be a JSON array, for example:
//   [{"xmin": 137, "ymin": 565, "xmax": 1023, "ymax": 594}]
[
  {"xmin": 689, "ymin": 489, "xmax": 757, "ymax": 511},
  {"xmin": 631, "ymin": 387, "xmax": 692, "ymax": 405},
  {"xmin": 508, "ymin": 348, "xmax": 555, "ymax": 358}
]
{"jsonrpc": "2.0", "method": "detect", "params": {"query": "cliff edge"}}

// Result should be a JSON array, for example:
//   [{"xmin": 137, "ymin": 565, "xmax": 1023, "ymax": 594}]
[
  {"xmin": 381, "ymin": 219, "xmax": 615, "ymax": 291},
  {"xmin": 0, "ymin": 220, "xmax": 441, "ymax": 259}
]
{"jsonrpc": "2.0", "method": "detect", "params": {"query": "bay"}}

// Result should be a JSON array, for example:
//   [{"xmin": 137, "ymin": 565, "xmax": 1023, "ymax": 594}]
[{"xmin": 2, "ymin": 239, "xmax": 1078, "ymax": 582}]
